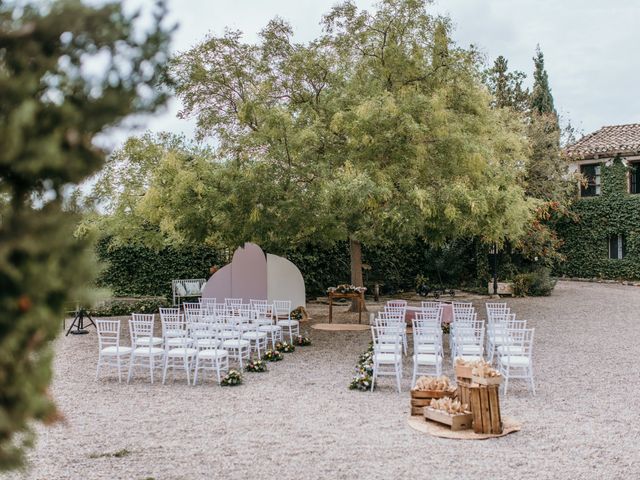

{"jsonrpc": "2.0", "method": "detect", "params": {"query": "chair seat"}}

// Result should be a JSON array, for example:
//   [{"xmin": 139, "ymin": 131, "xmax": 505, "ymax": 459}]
[
  {"xmin": 458, "ymin": 344, "xmax": 482, "ymax": 355},
  {"xmin": 258, "ymin": 325, "xmax": 282, "ymax": 332},
  {"xmin": 132, "ymin": 346, "xmax": 165, "ymax": 356},
  {"xmin": 242, "ymin": 331, "xmax": 268, "ymax": 340},
  {"xmin": 222, "ymin": 339, "xmax": 250, "ymax": 348},
  {"xmin": 195, "ymin": 338, "xmax": 220, "ymax": 348},
  {"xmin": 497, "ymin": 345, "xmax": 525, "ymax": 355},
  {"xmin": 135, "ymin": 336, "xmax": 163, "ymax": 346},
  {"xmin": 373, "ymin": 353, "xmax": 402, "ymax": 363},
  {"xmin": 416, "ymin": 344, "xmax": 437, "ymax": 354},
  {"xmin": 166, "ymin": 347, "xmax": 198, "ymax": 357},
  {"xmin": 192, "ymin": 331, "xmax": 213, "ymax": 339},
  {"xmin": 277, "ymin": 320, "xmax": 299, "ymax": 327},
  {"xmin": 414, "ymin": 353, "xmax": 442, "ymax": 364},
  {"xmin": 165, "ymin": 329, "xmax": 185, "ymax": 337},
  {"xmin": 500, "ymin": 355, "xmax": 530, "ymax": 367},
  {"xmin": 218, "ymin": 330, "xmax": 237, "ymax": 339},
  {"xmin": 198, "ymin": 348, "xmax": 229, "ymax": 359},
  {"xmin": 376, "ymin": 344, "xmax": 403, "ymax": 353},
  {"xmin": 166, "ymin": 337, "xmax": 193, "ymax": 347},
  {"xmin": 491, "ymin": 335, "xmax": 514, "ymax": 345},
  {"xmin": 457, "ymin": 354, "xmax": 482, "ymax": 362},
  {"xmin": 101, "ymin": 346, "xmax": 132, "ymax": 355}
]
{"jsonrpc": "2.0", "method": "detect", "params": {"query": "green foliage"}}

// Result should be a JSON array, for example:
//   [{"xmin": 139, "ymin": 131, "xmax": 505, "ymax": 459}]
[
  {"xmin": 91, "ymin": 0, "xmax": 535, "ymax": 293},
  {"xmin": 0, "ymin": 1, "xmax": 172, "ymax": 470},
  {"xmin": 530, "ymin": 45, "xmax": 556, "ymax": 115},
  {"xmin": 91, "ymin": 298, "xmax": 169, "ymax": 317},
  {"xmin": 95, "ymin": 238, "xmax": 224, "ymax": 297},
  {"xmin": 556, "ymin": 157, "xmax": 640, "ymax": 279},
  {"xmin": 512, "ymin": 267, "xmax": 556, "ymax": 297},
  {"xmin": 484, "ymin": 55, "xmax": 529, "ymax": 111}
]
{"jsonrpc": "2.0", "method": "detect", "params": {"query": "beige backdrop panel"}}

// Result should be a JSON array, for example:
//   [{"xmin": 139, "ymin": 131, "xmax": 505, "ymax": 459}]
[{"xmin": 267, "ymin": 253, "xmax": 306, "ymax": 309}]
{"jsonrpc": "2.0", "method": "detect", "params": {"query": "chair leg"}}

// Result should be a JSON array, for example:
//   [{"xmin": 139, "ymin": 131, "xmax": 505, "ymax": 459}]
[
  {"xmin": 396, "ymin": 365, "xmax": 401, "ymax": 393},
  {"xmin": 185, "ymin": 356, "xmax": 191, "ymax": 385},
  {"xmin": 162, "ymin": 355, "xmax": 169, "ymax": 384},
  {"xmin": 127, "ymin": 354, "xmax": 135, "ymax": 384},
  {"xmin": 150, "ymin": 356, "xmax": 155, "ymax": 384},
  {"xmin": 117, "ymin": 357, "xmax": 122, "ymax": 383},
  {"xmin": 193, "ymin": 358, "xmax": 200, "ymax": 385},
  {"xmin": 371, "ymin": 364, "xmax": 376, "ymax": 392},
  {"xmin": 411, "ymin": 359, "xmax": 416, "ymax": 388},
  {"xmin": 95, "ymin": 356, "xmax": 101, "ymax": 381}
]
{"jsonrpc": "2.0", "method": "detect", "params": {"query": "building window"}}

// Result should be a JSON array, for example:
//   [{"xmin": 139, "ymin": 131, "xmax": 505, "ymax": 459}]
[
  {"xmin": 580, "ymin": 164, "xmax": 601, "ymax": 197},
  {"xmin": 608, "ymin": 234, "xmax": 626, "ymax": 259},
  {"xmin": 630, "ymin": 162, "xmax": 640, "ymax": 194}
]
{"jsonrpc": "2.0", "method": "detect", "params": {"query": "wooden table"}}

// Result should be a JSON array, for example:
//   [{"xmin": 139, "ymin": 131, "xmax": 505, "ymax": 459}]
[{"xmin": 328, "ymin": 291, "xmax": 365, "ymax": 324}]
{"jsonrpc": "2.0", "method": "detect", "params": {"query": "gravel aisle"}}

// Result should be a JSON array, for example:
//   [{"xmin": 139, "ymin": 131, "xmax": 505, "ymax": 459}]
[{"xmin": 6, "ymin": 281, "xmax": 640, "ymax": 480}]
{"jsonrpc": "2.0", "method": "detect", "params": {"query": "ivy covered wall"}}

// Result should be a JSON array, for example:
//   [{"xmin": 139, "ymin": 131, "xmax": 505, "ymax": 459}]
[{"xmin": 555, "ymin": 157, "xmax": 640, "ymax": 279}]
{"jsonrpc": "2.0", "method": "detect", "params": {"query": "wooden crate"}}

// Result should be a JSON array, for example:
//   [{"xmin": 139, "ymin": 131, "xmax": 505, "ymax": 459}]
[
  {"xmin": 469, "ymin": 384, "xmax": 503, "ymax": 434},
  {"xmin": 411, "ymin": 406, "xmax": 425, "ymax": 416},
  {"xmin": 457, "ymin": 382, "xmax": 472, "ymax": 408},
  {"xmin": 472, "ymin": 375, "xmax": 503, "ymax": 386},
  {"xmin": 410, "ymin": 388, "xmax": 457, "ymax": 415},
  {"xmin": 455, "ymin": 364, "xmax": 473, "ymax": 381},
  {"xmin": 423, "ymin": 408, "xmax": 473, "ymax": 431}
]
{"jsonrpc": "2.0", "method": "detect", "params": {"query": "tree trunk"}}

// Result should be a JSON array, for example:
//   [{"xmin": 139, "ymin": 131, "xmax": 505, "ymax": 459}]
[{"xmin": 348, "ymin": 237, "xmax": 367, "ymax": 312}]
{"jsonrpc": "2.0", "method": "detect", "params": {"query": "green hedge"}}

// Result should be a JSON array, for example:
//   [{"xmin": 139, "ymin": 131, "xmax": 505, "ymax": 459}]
[
  {"xmin": 96, "ymin": 238, "xmax": 485, "ymax": 299},
  {"xmin": 555, "ymin": 157, "xmax": 640, "ymax": 280},
  {"xmin": 96, "ymin": 238, "xmax": 225, "ymax": 298}
]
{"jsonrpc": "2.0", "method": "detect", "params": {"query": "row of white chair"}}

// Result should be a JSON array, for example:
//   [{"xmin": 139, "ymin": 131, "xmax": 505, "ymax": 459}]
[
  {"xmin": 96, "ymin": 299, "xmax": 299, "ymax": 385},
  {"xmin": 368, "ymin": 300, "xmax": 535, "ymax": 395}
]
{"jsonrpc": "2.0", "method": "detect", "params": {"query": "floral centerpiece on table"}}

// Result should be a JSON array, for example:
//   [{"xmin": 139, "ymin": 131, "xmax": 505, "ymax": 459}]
[
  {"xmin": 275, "ymin": 341, "xmax": 295, "ymax": 353},
  {"xmin": 245, "ymin": 359, "xmax": 267, "ymax": 373},
  {"xmin": 327, "ymin": 284, "xmax": 367, "ymax": 295},
  {"xmin": 220, "ymin": 369, "xmax": 243, "ymax": 386},
  {"xmin": 349, "ymin": 342, "xmax": 375, "ymax": 391},
  {"xmin": 294, "ymin": 335, "xmax": 311, "ymax": 346},
  {"xmin": 263, "ymin": 349, "xmax": 284, "ymax": 362}
]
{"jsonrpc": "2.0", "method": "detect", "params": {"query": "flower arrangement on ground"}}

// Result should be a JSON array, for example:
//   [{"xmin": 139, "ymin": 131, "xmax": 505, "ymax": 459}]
[
  {"xmin": 349, "ymin": 342, "xmax": 374, "ymax": 391},
  {"xmin": 275, "ymin": 341, "xmax": 295, "ymax": 353},
  {"xmin": 220, "ymin": 370, "xmax": 243, "ymax": 386},
  {"xmin": 245, "ymin": 359, "xmax": 268, "ymax": 372},
  {"xmin": 290, "ymin": 306, "xmax": 308, "ymax": 321},
  {"xmin": 294, "ymin": 335, "xmax": 311, "ymax": 346},
  {"xmin": 263, "ymin": 349, "xmax": 284, "ymax": 361},
  {"xmin": 327, "ymin": 284, "xmax": 367, "ymax": 295}
]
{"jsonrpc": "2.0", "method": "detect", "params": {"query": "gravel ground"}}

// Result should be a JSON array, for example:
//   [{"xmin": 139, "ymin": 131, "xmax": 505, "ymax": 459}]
[{"xmin": 6, "ymin": 280, "xmax": 640, "ymax": 480}]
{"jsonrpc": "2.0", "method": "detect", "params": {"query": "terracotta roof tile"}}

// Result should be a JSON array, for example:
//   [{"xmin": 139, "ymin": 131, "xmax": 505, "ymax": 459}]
[{"xmin": 565, "ymin": 123, "xmax": 640, "ymax": 159}]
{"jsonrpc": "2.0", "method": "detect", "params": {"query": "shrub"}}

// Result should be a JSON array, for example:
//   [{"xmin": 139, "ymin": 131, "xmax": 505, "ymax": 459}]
[
  {"xmin": 512, "ymin": 267, "xmax": 556, "ymax": 297},
  {"xmin": 91, "ymin": 298, "xmax": 170, "ymax": 317},
  {"xmin": 220, "ymin": 370, "xmax": 243, "ymax": 386}
]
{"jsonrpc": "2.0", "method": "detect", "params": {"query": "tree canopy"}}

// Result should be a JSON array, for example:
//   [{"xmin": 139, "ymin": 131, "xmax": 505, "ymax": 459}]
[
  {"xmin": 94, "ymin": 0, "xmax": 536, "ymax": 288},
  {"xmin": 0, "ymin": 0, "xmax": 172, "ymax": 470}
]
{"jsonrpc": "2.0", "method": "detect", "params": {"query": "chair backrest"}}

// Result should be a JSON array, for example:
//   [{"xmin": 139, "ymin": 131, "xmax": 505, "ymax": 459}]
[
  {"xmin": 161, "ymin": 311, "xmax": 187, "ymax": 338},
  {"xmin": 412, "ymin": 322, "xmax": 443, "ymax": 354},
  {"xmin": 273, "ymin": 300, "xmax": 291, "ymax": 318},
  {"xmin": 200, "ymin": 297, "xmax": 217, "ymax": 307},
  {"xmin": 504, "ymin": 327, "xmax": 534, "ymax": 358},
  {"xmin": 371, "ymin": 325, "xmax": 402, "ymax": 357},
  {"xmin": 415, "ymin": 309, "xmax": 441, "ymax": 325},
  {"xmin": 452, "ymin": 318, "xmax": 484, "ymax": 342},
  {"xmin": 97, "ymin": 319, "xmax": 121, "ymax": 350},
  {"xmin": 452, "ymin": 302, "xmax": 474, "ymax": 319},
  {"xmin": 386, "ymin": 300, "xmax": 407, "ymax": 308},
  {"xmin": 225, "ymin": 298, "xmax": 243, "ymax": 307},
  {"xmin": 172, "ymin": 278, "xmax": 206, "ymax": 305},
  {"xmin": 249, "ymin": 299, "xmax": 268, "ymax": 308},
  {"xmin": 129, "ymin": 314, "xmax": 155, "ymax": 346},
  {"xmin": 378, "ymin": 310, "xmax": 405, "ymax": 324},
  {"xmin": 159, "ymin": 307, "xmax": 180, "ymax": 318},
  {"xmin": 488, "ymin": 312, "xmax": 517, "ymax": 331},
  {"xmin": 421, "ymin": 301, "xmax": 442, "ymax": 310},
  {"xmin": 255, "ymin": 304, "xmax": 273, "ymax": 323}
]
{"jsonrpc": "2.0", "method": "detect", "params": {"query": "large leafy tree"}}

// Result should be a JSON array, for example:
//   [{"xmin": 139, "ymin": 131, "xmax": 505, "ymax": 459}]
[
  {"xmin": 98, "ymin": 0, "xmax": 536, "ymax": 298},
  {"xmin": 0, "ymin": 0, "xmax": 172, "ymax": 470}
]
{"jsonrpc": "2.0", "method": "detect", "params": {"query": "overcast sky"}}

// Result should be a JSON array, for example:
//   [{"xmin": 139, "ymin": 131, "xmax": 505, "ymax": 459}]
[{"xmin": 116, "ymin": 0, "xmax": 640, "ymax": 149}]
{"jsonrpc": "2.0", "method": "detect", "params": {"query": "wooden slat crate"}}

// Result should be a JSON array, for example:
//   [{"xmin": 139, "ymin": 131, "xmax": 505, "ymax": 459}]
[
  {"xmin": 423, "ymin": 408, "xmax": 473, "ymax": 431},
  {"xmin": 457, "ymin": 382, "xmax": 472, "ymax": 408},
  {"xmin": 410, "ymin": 388, "xmax": 457, "ymax": 416},
  {"xmin": 469, "ymin": 384, "xmax": 503, "ymax": 434},
  {"xmin": 455, "ymin": 364, "xmax": 473, "ymax": 384}
]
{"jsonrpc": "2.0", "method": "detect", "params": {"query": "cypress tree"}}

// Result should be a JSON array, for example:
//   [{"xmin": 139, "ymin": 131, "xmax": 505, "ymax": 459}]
[
  {"xmin": 530, "ymin": 45, "xmax": 556, "ymax": 116},
  {"xmin": 0, "ymin": 1, "xmax": 172, "ymax": 470}
]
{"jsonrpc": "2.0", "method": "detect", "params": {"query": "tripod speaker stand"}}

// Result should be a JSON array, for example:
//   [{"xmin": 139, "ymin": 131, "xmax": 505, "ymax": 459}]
[{"xmin": 65, "ymin": 307, "xmax": 96, "ymax": 336}]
